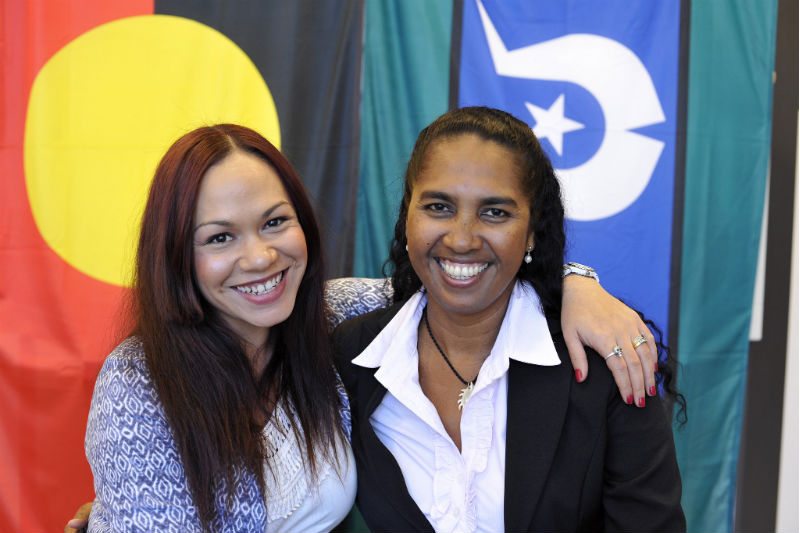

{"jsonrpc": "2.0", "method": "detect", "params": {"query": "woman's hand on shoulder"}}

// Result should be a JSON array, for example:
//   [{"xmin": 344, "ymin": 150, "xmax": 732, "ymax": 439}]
[{"xmin": 561, "ymin": 275, "xmax": 657, "ymax": 408}]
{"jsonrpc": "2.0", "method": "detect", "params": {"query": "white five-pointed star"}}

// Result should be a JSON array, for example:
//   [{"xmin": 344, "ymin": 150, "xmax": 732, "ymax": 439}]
[{"xmin": 525, "ymin": 94, "xmax": 584, "ymax": 156}]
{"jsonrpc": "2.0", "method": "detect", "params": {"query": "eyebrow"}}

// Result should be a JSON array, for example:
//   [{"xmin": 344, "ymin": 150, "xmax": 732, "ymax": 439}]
[
  {"xmin": 193, "ymin": 200, "xmax": 290, "ymax": 233},
  {"xmin": 418, "ymin": 190, "xmax": 519, "ymax": 208}
]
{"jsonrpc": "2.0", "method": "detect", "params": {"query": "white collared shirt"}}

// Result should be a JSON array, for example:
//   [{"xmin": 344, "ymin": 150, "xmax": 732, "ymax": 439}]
[{"xmin": 352, "ymin": 282, "xmax": 560, "ymax": 533}]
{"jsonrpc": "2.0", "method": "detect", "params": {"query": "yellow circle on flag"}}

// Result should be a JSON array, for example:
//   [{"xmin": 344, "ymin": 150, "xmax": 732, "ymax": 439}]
[{"xmin": 25, "ymin": 15, "xmax": 280, "ymax": 287}]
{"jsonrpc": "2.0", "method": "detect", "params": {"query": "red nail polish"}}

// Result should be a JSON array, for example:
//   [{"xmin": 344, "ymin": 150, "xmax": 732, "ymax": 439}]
[
  {"xmin": 638, "ymin": 397, "xmax": 645, "ymax": 407},
  {"xmin": 626, "ymin": 395, "xmax": 633, "ymax": 405},
  {"xmin": 649, "ymin": 386, "xmax": 656, "ymax": 396},
  {"xmin": 575, "ymin": 369, "xmax": 583, "ymax": 382}
]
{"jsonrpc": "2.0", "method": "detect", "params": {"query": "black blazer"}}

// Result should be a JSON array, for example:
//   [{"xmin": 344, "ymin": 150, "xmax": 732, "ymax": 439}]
[{"xmin": 333, "ymin": 302, "xmax": 685, "ymax": 533}]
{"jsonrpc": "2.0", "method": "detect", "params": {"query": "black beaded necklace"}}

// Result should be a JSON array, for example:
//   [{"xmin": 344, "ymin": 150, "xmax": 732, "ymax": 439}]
[{"xmin": 422, "ymin": 306, "xmax": 478, "ymax": 411}]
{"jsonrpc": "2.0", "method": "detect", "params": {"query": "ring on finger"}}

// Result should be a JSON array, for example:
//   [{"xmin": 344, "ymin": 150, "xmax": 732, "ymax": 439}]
[
  {"xmin": 604, "ymin": 345, "xmax": 623, "ymax": 360},
  {"xmin": 632, "ymin": 334, "xmax": 648, "ymax": 349}
]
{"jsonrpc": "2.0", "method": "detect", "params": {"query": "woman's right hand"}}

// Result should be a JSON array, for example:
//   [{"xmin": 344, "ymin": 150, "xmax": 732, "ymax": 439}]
[{"xmin": 64, "ymin": 502, "xmax": 92, "ymax": 533}]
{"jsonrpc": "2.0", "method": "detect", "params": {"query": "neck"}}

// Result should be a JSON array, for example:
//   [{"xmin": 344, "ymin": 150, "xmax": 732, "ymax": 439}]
[
  {"xmin": 423, "ymin": 296, "xmax": 510, "ymax": 366},
  {"xmin": 245, "ymin": 330, "xmax": 273, "ymax": 378}
]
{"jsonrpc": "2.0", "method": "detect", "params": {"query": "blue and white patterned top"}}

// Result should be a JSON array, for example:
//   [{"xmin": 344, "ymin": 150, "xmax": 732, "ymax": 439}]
[{"xmin": 85, "ymin": 338, "xmax": 353, "ymax": 533}]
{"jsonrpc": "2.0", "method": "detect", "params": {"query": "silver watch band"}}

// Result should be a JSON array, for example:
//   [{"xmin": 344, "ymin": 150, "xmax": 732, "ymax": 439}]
[{"xmin": 562, "ymin": 262, "xmax": 600, "ymax": 283}]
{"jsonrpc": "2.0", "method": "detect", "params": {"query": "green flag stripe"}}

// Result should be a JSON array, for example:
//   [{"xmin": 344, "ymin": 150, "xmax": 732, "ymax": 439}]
[
  {"xmin": 677, "ymin": 1, "xmax": 778, "ymax": 531},
  {"xmin": 354, "ymin": 0, "xmax": 453, "ymax": 277}
]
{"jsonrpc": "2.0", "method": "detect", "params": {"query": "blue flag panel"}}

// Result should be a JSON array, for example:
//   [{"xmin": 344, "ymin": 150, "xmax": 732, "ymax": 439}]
[{"xmin": 458, "ymin": 0, "xmax": 681, "ymax": 337}]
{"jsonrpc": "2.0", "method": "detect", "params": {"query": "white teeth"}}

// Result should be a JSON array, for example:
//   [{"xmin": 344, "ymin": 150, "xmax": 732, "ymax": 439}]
[
  {"xmin": 235, "ymin": 272, "xmax": 283, "ymax": 295},
  {"xmin": 439, "ymin": 261, "xmax": 488, "ymax": 280}
]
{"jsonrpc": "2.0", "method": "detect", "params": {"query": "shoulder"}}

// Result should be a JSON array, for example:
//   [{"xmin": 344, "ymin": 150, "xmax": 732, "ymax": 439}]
[
  {"xmin": 97, "ymin": 337, "xmax": 148, "ymax": 378},
  {"xmin": 91, "ymin": 337, "xmax": 158, "ymax": 406},
  {"xmin": 541, "ymin": 321, "xmax": 618, "ymax": 407},
  {"xmin": 324, "ymin": 277, "xmax": 393, "ymax": 330},
  {"xmin": 331, "ymin": 302, "xmax": 404, "ymax": 361}
]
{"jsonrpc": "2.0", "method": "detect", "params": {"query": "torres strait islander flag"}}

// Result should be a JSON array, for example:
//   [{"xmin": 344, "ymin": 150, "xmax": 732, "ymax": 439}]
[{"xmin": 1, "ymin": 1, "xmax": 362, "ymax": 530}]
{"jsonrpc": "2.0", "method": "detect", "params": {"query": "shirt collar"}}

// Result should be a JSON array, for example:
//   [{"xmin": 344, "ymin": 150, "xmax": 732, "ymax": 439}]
[{"xmin": 351, "ymin": 281, "xmax": 561, "ymax": 372}]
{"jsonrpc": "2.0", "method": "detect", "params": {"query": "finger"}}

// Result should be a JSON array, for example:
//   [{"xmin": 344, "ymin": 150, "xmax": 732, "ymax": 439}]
[
  {"xmin": 604, "ymin": 350, "xmax": 633, "ymax": 405},
  {"xmin": 64, "ymin": 502, "xmax": 92, "ymax": 533},
  {"xmin": 645, "ymin": 327, "xmax": 658, "ymax": 371},
  {"xmin": 77, "ymin": 502, "xmax": 93, "ymax": 517},
  {"xmin": 633, "ymin": 316, "xmax": 658, "ymax": 394},
  {"xmin": 65, "ymin": 519, "xmax": 87, "ymax": 533},
  {"xmin": 564, "ymin": 331, "xmax": 590, "ymax": 382},
  {"xmin": 617, "ymin": 339, "xmax": 645, "ymax": 407},
  {"xmin": 634, "ymin": 341, "xmax": 656, "ymax": 396}
]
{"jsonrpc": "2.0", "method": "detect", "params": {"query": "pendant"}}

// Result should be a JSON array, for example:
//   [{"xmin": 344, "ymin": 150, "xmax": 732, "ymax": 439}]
[{"xmin": 457, "ymin": 382, "xmax": 474, "ymax": 411}]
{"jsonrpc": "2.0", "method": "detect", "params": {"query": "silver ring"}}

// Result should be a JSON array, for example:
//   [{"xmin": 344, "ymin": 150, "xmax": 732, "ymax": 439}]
[
  {"xmin": 632, "ymin": 335, "xmax": 648, "ymax": 349},
  {"xmin": 604, "ymin": 345, "xmax": 623, "ymax": 360}
]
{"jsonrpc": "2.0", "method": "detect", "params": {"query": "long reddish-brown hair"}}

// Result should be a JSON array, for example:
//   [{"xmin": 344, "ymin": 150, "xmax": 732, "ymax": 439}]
[{"xmin": 131, "ymin": 124, "xmax": 342, "ymax": 530}]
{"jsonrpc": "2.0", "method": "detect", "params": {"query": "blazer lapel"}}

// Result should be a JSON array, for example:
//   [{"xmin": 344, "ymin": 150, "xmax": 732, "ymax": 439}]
[
  {"xmin": 350, "ymin": 306, "xmax": 435, "ymax": 532},
  {"xmin": 504, "ymin": 342, "xmax": 571, "ymax": 532}
]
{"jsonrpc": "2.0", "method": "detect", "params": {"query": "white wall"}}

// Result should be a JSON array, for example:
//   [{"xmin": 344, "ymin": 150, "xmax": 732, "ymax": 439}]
[{"xmin": 775, "ymin": 113, "xmax": 799, "ymax": 533}]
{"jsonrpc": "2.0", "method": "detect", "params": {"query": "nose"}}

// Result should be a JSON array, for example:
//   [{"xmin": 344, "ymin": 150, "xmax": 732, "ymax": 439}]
[
  {"xmin": 239, "ymin": 237, "xmax": 277, "ymax": 271},
  {"xmin": 441, "ymin": 215, "xmax": 481, "ymax": 253}
]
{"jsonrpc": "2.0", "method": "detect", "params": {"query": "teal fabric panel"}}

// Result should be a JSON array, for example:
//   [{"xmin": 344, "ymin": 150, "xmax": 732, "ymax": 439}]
[
  {"xmin": 676, "ymin": 1, "xmax": 778, "ymax": 531},
  {"xmin": 353, "ymin": 0, "xmax": 452, "ymax": 277}
]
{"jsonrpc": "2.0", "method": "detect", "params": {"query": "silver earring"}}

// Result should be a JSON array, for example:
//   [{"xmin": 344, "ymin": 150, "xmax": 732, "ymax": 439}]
[
  {"xmin": 405, "ymin": 244, "xmax": 408, "ymax": 252},
  {"xmin": 524, "ymin": 246, "xmax": 533, "ymax": 264}
]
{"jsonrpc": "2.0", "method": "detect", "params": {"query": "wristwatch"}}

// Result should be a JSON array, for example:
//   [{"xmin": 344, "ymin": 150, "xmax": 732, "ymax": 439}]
[{"xmin": 562, "ymin": 262, "xmax": 600, "ymax": 283}]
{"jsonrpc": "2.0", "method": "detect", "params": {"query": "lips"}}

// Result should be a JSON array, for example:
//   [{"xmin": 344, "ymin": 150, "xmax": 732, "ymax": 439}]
[
  {"xmin": 437, "ymin": 259, "xmax": 489, "ymax": 280},
  {"xmin": 233, "ymin": 270, "xmax": 284, "ymax": 295}
]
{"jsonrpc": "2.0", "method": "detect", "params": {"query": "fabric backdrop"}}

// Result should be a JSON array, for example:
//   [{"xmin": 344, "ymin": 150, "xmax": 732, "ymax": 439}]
[{"xmin": 0, "ymin": 1, "xmax": 778, "ymax": 531}]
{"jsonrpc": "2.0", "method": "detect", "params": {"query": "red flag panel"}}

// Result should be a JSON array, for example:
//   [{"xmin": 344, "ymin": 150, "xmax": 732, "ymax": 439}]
[{"xmin": 1, "ymin": 2, "xmax": 154, "ymax": 530}]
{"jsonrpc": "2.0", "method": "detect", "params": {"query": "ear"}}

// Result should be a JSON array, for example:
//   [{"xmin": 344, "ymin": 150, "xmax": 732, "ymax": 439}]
[{"xmin": 527, "ymin": 233, "xmax": 535, "ymax": 251}]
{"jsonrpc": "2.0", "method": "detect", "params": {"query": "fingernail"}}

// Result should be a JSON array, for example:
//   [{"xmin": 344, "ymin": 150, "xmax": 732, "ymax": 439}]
[
  {"xmin": 638, "ymin": 397, "xmax": 646, "ymax": 407},
  {"xmin": 626, "ymin": 394, "xmax": 633, "ymax": 405},
  {"xmin": 575, "ymin": 369, "xmax": 583, "ymax": 382},
  {"xmin": 649, "ymin": 386, "xmax": 656, "ymax": 396}
]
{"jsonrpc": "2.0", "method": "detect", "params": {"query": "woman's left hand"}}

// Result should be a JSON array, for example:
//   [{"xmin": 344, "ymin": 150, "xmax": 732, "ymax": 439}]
[{"xmin": 561, "ymin": 275, "xmax": 657, "ymax": 408}]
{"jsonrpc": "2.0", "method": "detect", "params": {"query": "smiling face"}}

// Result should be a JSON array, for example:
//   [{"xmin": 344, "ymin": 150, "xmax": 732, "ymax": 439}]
[
  {"xmin": 406, "ymin": 133, "xmax": 534, "ymax": 319},
  {"xmin": 192, "ymin": 150, "xmax": 307, "ymax": 348}
]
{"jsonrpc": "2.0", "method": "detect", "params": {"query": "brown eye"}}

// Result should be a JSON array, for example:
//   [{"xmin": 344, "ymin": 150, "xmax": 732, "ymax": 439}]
[
  {"xmin": 264, "ymin": 216, "xmax": 289, "ymax": 229},
  {"xmin": 205, "ymin": 233, "xmax": 232, "ymax": 245},
  {"xmin": 424, "ymin": 202, "xmax": 451, "ymax": 214}
]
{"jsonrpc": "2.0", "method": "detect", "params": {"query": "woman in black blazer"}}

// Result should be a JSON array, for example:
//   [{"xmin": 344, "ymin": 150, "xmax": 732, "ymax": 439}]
[{"xmin": 333, "ymin": 107, "xmax": 685, "ymax": 532}]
